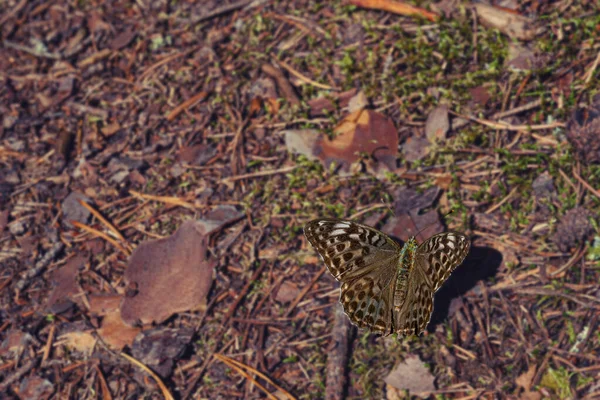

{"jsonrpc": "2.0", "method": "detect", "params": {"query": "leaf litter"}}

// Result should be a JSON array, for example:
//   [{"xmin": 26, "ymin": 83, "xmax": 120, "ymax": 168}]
[{"xmin": 0, "ymin": 0, "xmax": 599, "ymax": 399}]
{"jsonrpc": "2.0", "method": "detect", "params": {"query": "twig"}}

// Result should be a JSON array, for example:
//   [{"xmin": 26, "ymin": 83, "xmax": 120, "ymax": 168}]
[
  {"xmin": 187, "ymin": 0, "xmax": 254, "ymax": 24},
  {"xmin": 325, "ymin": 302, "xmax": 351, "ymax": 400},
  {"xmin": 485, "ymin": 187, "xmax": 518, "ymax": 214},
  {"xmin": 490, "ymin": 99, "xmax": 542, "ymax": 120},
  {"xmin": 222, "ymin": 165, "xmax": 298, "ymax": 184},
  {"xmin": 0, "ymin": 358, "xmax": 38, "ymax": 392},
  {"xmin": 3, "ymin": 40, "xmax": 61, "ymax": 59},
  {"xmin": 275, "ymin": 58, "xmax": 339, "ymax": 91},
  {"xmin": 71, "ymin": 221, "xmax": 130, "ymax": 256},
  {"xmin": 77, "ymin": 200, "xmax": 128, "ymax": 244},
  {"xmin": 0, "ymin": 0, "xmax": 27, "ymax": 27},
  {"xmin": 214, "ymin": 354, "xmax": 296, "ymax": 400},
  {"xmin": 284, "ymin": 266, "xmax": 327, "ymax": 317},
  {"xmin": 549, "ymin": 243, "xmax": 587, "ymax": 277},
  {"xmin": 348, "ymin": 203, "xmax": 390, "ymax": 220},
  {"xmin": 15, "ymin": 237, "xmax": 64, "ymax": 295},
  {"xmin": 583, "ymin": 50, "xmax": 600, "ymax": 84},
  {"xmin": 128, "ymin": 190, "xmax": 197, "ymax": 210},
  {"xmin": 261, "ymin": 64, "xmax": 300, "ymax": 106},
  {"xmin": 450, "ymin": 110, "xmax": 566, "ymax": 131},
  {"xmin": 572, "ymin": 169, "xmax": 600, "ymax": 200},
  {"xmin": 121, "ymin": 353, "xmax": 174, "ymax": 400}
]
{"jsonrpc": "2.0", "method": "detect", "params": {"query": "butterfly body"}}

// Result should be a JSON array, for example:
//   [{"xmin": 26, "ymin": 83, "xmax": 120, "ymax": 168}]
[{"xmin": 304, "ymin": 218, "xmax": 470, "ymax": 336}]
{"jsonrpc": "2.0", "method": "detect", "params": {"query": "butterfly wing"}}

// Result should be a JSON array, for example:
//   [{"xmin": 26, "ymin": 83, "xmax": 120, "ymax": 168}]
[
  {"xmin": 415, "ymin": 231, "xmax": 470, "ymax": 292},
  {"xmin": 304, "ymin": 219, "xmax": 401, "ymax": 334},
  {"xmin": 338, "ymin": 258, "xmax": 398, "ymax": 335},
  {"xmin": 304, "ymin": 219, "xmax": 401, "ymax": 281},
  {"xmin": 392, "ymin": 265, "xmax": 434, "ymax": 335}
]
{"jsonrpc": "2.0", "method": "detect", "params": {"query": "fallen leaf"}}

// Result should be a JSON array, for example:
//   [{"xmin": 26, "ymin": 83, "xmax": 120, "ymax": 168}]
[
  {"xmin": 19, "ymin": 375, "xmax": 54, "ymax": 400},
  {"xmin": 45, "ymin": 254, "xmax": 86, "ymax": 314},
  {"xmin": 532, "ymin": 172, "xmax": 555, "ymax": 198},
  {"xmin": 197, "ymin": 205, "xmax": 245, "ymax": 234},
  {"xmin": 425, "ymin": 105, "xmax": 450, "ymax": 142},
  {"xmin": 120, "ymin": 220, "xmax": 217, "ymax": 325},
  {"xmin": 392, "ymin": 186, "xmax": 440, "ymax": 215},
  {"xmin": 0, "ymin": 330, "xmax": 34, "ymax": 357},
  {"xmin": 307, "ymin": 88, "xmax": 358, "ymax": 117},
  {"xmin": 274, "ymin": 281, "xmax": 301, "ymax": 303},
  {"xmin": 468, "ymin": 86, "xmax": 492, "ymax": 108},
  {"xmin": 383, "ymin": 209, "xmax": 442, "ymax": 243},
  {"xmin": 61, "ymin": 192, "xmax": 92, "ymax": 226},
  {"xmin": 401, "ymin": 135, "xmax": 430, "ymax": 162},
  {"xmin": 434, "ymin": 173, "xmax": 453, "ymax": 190},
  {"xmin": 319, "ymin": 109, "xmax": 398, "ymax": 172},
  {"xmin": 177, "ymin": 144, "xmax": 217, "ymax": 166},
  {"xmin": 56, "ymin": 331, "xmax": 97, "ymax": 356},
  {"xmin": 384, "ymin": 355, "xmax": 436, "ymax": 394},
  {"xmin": 347, "ymin": 90, "xmax": 369, "ymax": 113},
  {"xmin": 516, "ymin": 364, "xmax": 536, "ymax": 392},
  {"xmin": 90, "ymin": 294, "xmax": 141, "ymax": 350},
  {"xmin": 474, "ymin": 3, "xmax": 540, "ymax": 41},
  {"xmin": 101, "ymin": 121, "xmax": 121, "ymax": 137},
  {"xmin": 506, "ymin": 43, "xmax": 536, "ymax": 71},
  {"xmin": 551, "ymin": 207, "xmax": 594, "ymax": 252},
  {"xmin": 284, "ymin": 129, "xmax": 321, "ymax": 161},
  {"xmin": 131, "ymin": 326, "xmax": 194, "ymax": 378}
]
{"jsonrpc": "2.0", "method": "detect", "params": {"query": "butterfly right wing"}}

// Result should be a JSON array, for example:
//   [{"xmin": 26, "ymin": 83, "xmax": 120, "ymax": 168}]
[
  {"xmin": 392, "ymin": 265, "xmax": 434, "ymax": 335},
  {"xmin": 415, "ymin": 231, "xmax": 470, "ymax": 292},
  {"xmin": 303, "ymin": 218, "xmax": 400, "ymax": 281}
]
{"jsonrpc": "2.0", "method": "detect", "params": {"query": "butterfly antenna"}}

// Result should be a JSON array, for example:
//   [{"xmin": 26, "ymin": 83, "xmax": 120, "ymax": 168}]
[
  {"xmin": 412, "ymin": 208, "xmax": 455, "ymax": 241},
  {"xmin": 381, "ymin": 197, "xmax": 396, "ymax": 218}
]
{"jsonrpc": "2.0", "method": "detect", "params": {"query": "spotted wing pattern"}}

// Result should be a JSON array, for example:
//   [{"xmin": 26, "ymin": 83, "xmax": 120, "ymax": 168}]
[
  {"xmin": 392, "ymin": 264, "xmax": 434, "ymax": 336},
  {"xmin": 304, "ymin": 219, "xmax": 400, "ymax": 281},
  {"xmin": 304, "ymin": 219, "xmax": 471, "ymax": 336},
  {"xmin": 415, "ymin": 231, "xmax": 471, "ymax": 292},
  {"xmin": 304, "ymin": 219, "xmax": 401, "ymax": 334}
]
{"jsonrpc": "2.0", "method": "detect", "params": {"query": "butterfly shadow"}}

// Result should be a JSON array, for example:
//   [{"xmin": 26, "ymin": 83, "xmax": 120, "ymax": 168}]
[{"xmin": 427, "ymin": 245, "xmax": 502, "ymax": 332}]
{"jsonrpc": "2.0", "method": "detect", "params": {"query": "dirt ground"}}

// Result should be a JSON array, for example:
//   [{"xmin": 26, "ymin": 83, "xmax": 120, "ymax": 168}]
[{"xmin": 1, "ymin": 0, "xmax": 600, "ymax": 399}]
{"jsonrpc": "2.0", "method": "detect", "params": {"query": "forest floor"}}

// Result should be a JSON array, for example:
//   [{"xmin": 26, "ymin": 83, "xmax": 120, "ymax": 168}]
[{"xmin": 1, "ymin": 0, "xmax": 600, "ymax": 399}]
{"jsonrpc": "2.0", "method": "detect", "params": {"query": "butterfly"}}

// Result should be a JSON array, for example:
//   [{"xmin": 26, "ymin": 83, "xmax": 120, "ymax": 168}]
[{"xmin": 304, "ymin": 218, "xmax": 470, "ymax": 336}]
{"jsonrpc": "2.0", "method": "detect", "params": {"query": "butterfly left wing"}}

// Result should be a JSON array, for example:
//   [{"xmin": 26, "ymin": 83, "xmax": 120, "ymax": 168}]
[
  {"xmin": 304, "ymin": 218, "xmax": 401, "ymax": 282},
  {"xmin": 415, "ymin": 231, "xmax": 470, "ymax": 292},
  {"xmin": 304, "ymin": 218, "xmax": 403, "ymax": 335}
]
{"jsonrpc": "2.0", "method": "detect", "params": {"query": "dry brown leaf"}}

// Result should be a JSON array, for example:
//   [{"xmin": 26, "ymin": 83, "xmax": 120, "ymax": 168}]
[
  {"xmin": 473, "ymin": 3, "xmax": 540, "ymax": 41},
  {"xmin": 56, "ymin": 331, "xmax": 97, "ymax": 356},
  {"xmin": 274, "ymin": 281, "xmax": 301, "ymax": 303},
  {"xmin": 516, "ymin": 365, "xmax": 542, "ymax": 400},
  {"xmin": 392, "ymin": 186, "xmax": 440, "ymax": 215},
  {"xmin": 45, "ymin": 254, "xmax": 85, "ymax": 314},
  {"xmin": 425, "ymin": 104, "xmax": 450, "ymax": 142},
  {"xmin": 90, "ymin": 294, "xmax": 141, "ymax": 350},
  {"xmin": 120, "ymin": 220, "xmax": 217, "ymax": 325},
  {"xmin": 18, "ymin": 375, "xmax": 54, "ymax": 400},
  {"xmin": 384, "ymin": 355, "xmax": 436, "ymax": 394},
  {"xmin": 506, "ymin": 43, "xmax": 536, "ymax": 71},
  {"xmin": 284, "ymin": 129, "xmax": 321, "ymax": 161},
  {"xmin": 131, "ymin": 327, "xmax": 194, "ymax": 378},
  {"xmin": 307, "ymin": 88, "xmax": 358, "ymax": 117},
  {"xmin": 319, "ymin": 109, "xmax": 398, "ymax": 171},
  {"xmin": 401, "ymin": 135, "xmax": 430, "ymax": 162},
  {"xmin": 434, "ymin": 173, "xmax": 453, "ymax": 190},
  {"xmin": 384, "ymin": 209, "xmax": 443, "ymax": 243}
]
